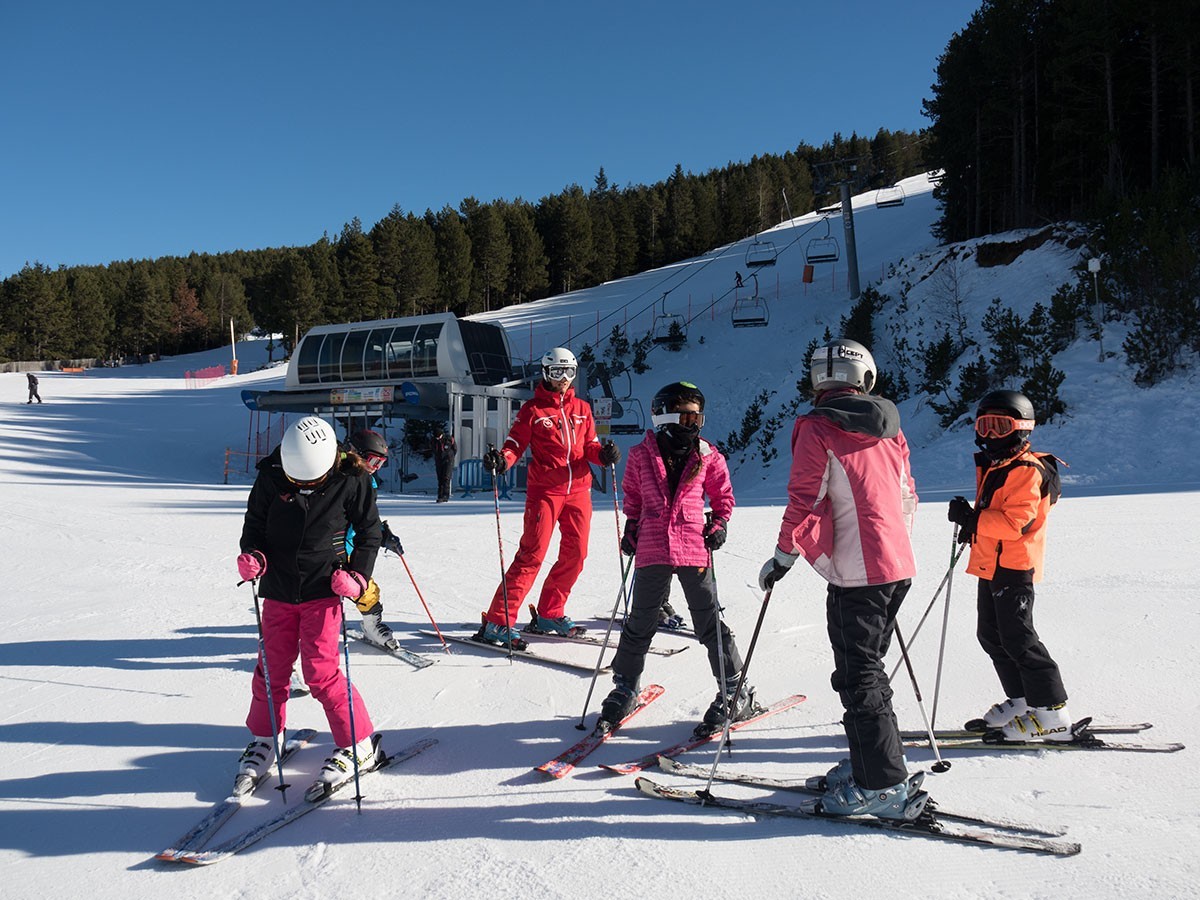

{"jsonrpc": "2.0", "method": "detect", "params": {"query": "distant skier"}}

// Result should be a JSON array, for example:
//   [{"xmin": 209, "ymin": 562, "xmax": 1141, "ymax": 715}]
[
  {"xmin": 235, "ymin": 415, "xmax": 385, "ymax": 800},
  {"xmin": 431, "ymin": 422, "xmax": 456, "ymax": 503},
  {"xmin": 948, "ymin": 390, "xmax": 1073, "ymax": 741},
  {"xmin": 734, "ymin": 271, "xmax": 744, "ymax": 289},
  {"xmin": 601, "ymin": 381, "xmax": 757, "ymax": 737},
  {"xmin": 758, "ymin": 338, "xmax": 928, "ymax": 821},
  {"xmin": 478, "ymin": 347, "xmax": 620, "ymax": 646},
  {"xmin": 26, "ymin": 372, "xmax": 42, "ymax": 404}
]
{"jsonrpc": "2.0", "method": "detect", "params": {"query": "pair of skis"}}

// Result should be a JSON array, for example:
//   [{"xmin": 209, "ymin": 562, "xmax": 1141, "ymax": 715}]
[
  {"xmin": 535, "ymin": 692, "xmax": 808, "ymax": 779},
  {"xmin": 156, "ymin": 734, "xmax": 436, "ymax": 866},
  {"xmin": 901, "ymin": 718, "xmax": 1183, "ymax": 753}
]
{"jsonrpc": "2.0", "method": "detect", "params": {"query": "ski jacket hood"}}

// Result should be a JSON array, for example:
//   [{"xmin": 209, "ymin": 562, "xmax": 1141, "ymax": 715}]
[
  {"xmin": 500, "ymin": 382, "xmax": 603, "ymax": 495},
  {"xmin": 808, "ymin": 389, "xmax": 901, "ymax": 439},
  {"xmin": 622, "ymin": 431, "xmax": 734, "ymax": 568},
  {"xmin": 240, "ymin": 446, "xmax": 381, "ymax": 602}
]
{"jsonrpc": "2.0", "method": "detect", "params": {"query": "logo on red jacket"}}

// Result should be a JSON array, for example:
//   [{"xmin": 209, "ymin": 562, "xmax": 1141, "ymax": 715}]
[{"xmin": 535, "ymin": 416, "xmax": 556, "ymax": 429}]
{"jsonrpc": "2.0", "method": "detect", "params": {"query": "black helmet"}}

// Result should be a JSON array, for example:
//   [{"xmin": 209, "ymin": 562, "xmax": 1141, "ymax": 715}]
[
  {"xmin": 349, "ymin": 428, "xmax": 388, "ymax": 463},
  {"xmin": 651, "ymin": 381, "xmax": 706, "ymax": 416},
  {"xmin": 976, "ymin": 389, "xmax": 1035, "ymax": 422},
  {"xmin": 974, "ymin": 390, "xmax": 1035, "ymax": 460}
]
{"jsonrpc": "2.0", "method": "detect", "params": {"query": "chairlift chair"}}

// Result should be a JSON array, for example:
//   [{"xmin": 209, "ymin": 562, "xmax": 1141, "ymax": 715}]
[
  {"xmin": 806, "ymin": 236, "xmax": 840, "ymax": 265},
  {"xmin": 874, "ymin": 185, "xmax": 905, "ymax": 209},
  {"xmin": 745, "ymin": 239, "xmax": 778, "ymax": 268},
  {"xmin": 805, "ymin": 216, "xmax": 841, "ymax": 265},
  {"xmin": 651, "ymin": 294, "xmax": 687, "ymax": 347},
  {"xmin": 732, "ymin": 271, "xmax": 769, "ymax": 327}
]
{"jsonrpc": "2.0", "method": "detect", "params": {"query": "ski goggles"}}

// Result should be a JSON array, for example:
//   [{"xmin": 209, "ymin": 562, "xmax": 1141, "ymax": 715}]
[
  {"xmin": 651, "ymin": 410, "xmax": 705, "ymax": 428},
  {"xmin": 285, "ymin": 470, "xmax": 332, "ymax": 490},
  {"xmin": 360, "ymin": 451, "xmax": 387, "ymax": 474},
  {"xmin": 974, "ymin": 414, "xmax": 1035, "ymax": 439},
  {"xmin": 545, "ymin": 364, "xmax": 576, "ymax": 382}
]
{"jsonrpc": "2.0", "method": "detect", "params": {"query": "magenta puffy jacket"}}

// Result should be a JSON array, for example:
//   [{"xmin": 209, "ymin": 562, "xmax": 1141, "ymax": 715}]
[{"xmin": 622, "ymin": 431, "xmax": 734, "ymax": 568}]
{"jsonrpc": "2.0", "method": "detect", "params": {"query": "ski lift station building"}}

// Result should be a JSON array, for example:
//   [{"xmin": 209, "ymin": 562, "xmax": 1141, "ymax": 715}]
[{"xmin": 242, "ymin": 312, "xmax": 533, "ymax": 462}]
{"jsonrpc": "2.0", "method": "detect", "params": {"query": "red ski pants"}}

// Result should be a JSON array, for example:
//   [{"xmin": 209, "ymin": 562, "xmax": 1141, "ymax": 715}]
[
  {"xmin": 485, "ymin": 489, "xmax": 592, "ymax": 626},
  {"xmin": 246, "ymin": 596, "xmax": 374, "ymax": 748}
]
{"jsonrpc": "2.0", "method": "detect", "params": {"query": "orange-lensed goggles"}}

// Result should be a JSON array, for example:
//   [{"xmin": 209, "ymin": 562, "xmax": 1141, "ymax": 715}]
[
  {"xmin": 361, "ymin": 452, "xmax": 387, "ymax": 474},
  {"xmin": 651, "ymin": 410, "xmax": 705, "ymax": 428},
  {"xmin": 974, "ymin": 414, "xmax": 1035, "ymax": 439}
]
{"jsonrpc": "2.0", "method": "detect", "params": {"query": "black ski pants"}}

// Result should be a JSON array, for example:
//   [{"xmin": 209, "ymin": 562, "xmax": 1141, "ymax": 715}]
[
  {"xmin": 435, "ymin": 459, "xmax": 453, "ymax": 501},
  {"xmin": 611, "ymin": 564, "xmax": 742, "ymax": 684},
  {"xmin": 976, "ymin": 570, "xmax": 1067, "ymax": 709},
  {"xmin": 827, "ymin": 579, "xmax": 910, "ymax": 790}
]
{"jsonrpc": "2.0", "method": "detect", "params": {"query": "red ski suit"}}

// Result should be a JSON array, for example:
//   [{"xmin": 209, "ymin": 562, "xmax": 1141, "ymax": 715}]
[{"xmin": 483, "ymin": 382, "xmax": 604, "ymax": 626}]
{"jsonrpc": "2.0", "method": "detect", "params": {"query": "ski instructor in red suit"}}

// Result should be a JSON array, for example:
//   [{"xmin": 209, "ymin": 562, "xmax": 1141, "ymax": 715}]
[{"xmin": 478, "ymin": 347, "xmax": 620, "ymax": 646}]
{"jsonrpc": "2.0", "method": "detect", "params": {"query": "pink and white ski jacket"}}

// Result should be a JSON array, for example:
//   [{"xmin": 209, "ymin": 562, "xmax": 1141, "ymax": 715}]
[
  {"xmin": 775, "ymin": 391, "xmax": 917, "ymax": 587},
  {"xmin": 622, "ymin": 431, "xmax": 735, "ymax": 568}
]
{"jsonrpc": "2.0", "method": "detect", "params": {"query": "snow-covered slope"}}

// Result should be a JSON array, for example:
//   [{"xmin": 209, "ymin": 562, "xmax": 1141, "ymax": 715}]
[{"xmin": 1, "ymin": 174, "xmax": 1197, "ymax": 900}]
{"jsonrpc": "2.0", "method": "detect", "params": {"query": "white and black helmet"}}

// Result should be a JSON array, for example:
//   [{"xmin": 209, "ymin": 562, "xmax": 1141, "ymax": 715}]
[
  {"xmin": 810, "ymin": 338, "xmax": 877, "ymax": 394},
  {"xmin": 280, "ymin": 416, "xmax": 339, "ymax": 484},
  {"xmin": 541, "ymin": 347, "xmax": 578, "ymax": 384}
]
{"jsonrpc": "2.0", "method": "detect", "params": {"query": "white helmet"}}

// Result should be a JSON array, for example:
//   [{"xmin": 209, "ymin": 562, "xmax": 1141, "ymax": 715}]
[
  {"xmin": 810, "ymin": 338, "xmax": 877, "ymax": 394},
  {"xmin": 280, "ymin": 416, "xmax": 339, "ymax": 484},
  {"xmin": 541, "ymin": 347, "xmax": 578, "ymax": 384}
]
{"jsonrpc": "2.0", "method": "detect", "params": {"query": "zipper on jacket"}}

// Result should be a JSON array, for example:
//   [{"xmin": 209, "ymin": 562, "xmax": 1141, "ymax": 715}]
[{"xmin": 558, "ymin": 393, "xmax": 575, "ymax": 493}]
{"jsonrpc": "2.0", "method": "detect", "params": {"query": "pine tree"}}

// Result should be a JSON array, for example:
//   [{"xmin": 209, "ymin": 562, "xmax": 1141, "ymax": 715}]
[
  {"xmin": 337, "ymin": 217, "xmax": 383, "ymax": 321},
  {"xmin": 430, "ymin": 206, "xmax": 473, "ymax": 313}
]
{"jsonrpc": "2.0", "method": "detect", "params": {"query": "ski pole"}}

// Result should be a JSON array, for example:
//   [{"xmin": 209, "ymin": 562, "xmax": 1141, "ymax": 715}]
[
  {"xmin": 888, "ymin": 542, "xmax": 966, "ymax": 681},
  {"xmin": 930, "ymin": 526, "xmax": 958, "ymax": 729},
  {"xmin": 576, "ymin": 553, "xmax": 634, "ymax": 730},
  {"xmin": 338, "ymin": 596, "xmax": 366, "ymax": 811},
  {"xmin": 701, "ymin": 586, "xmax": 773, "ymax": 800},
  {"xmin": 248, "ymin": 578, "xmax": 290, "ymax": 800},
  {"xmin": 488, "ymin": 445, "xmax": 514, "ymax": 662},
  {"xmin": 575, "ymin": 462, "xmax": 634, "ymax": 730},
  {"xmin": 705, "ymin": 513, "xmax": 729, "ymax": 740},
  {"xmin": 892, "ymin": 620, "xmax": 951, "ymax": 773}
]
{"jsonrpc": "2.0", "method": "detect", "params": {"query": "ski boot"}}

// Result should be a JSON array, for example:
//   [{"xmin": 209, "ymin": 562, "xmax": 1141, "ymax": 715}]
[
  {"xmin": 527, "ymin": 607, "xmax": 586, "ymax": 637},
  {"xmin": 233, "ymin": 736, "xmax": 276, "ymax": 795},
  {"xmin": 304, "ymin": 735, "xmax": 384, "ymax": 802},
  {"xmin": 1001, "ymin": 703, "xmax": 1073, "ymax": 742},
  {"xmin": 693, "ymin": 675, "xmax": 759, "ymax": 738},
  {"xmin": 475, "ymin": 619, "xmax": 528, "ymax": 651},
  {"xmin": 598, "ymin": 674, "xmax": 639, "ymax": 733},
  {"xmin": 658, "ymin": 601, "xmax": 685, "ymax": 631},
  {"xmin": 965, "ymin": 696, "xmax": 1029, "ymax": 731},
  {"xmin": 360, "ymin": 605, "xmax": 399, "ymax": 650},
  {"xmin": 820, "ymin": 773, "xmax": 930, "ymax": 821}
]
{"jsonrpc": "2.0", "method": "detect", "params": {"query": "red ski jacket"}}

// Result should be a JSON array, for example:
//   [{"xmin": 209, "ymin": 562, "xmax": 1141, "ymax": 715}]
[{"xmin": 500, "ymin": 383, "xmax": 603, "ymax": 495}]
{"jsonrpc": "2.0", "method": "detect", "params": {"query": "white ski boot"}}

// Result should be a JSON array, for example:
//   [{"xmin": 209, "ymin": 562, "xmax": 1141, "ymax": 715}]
[
  {"xmin": 360, "ymin": 608, "xmax": 398, "ymax": 650},
  {"xmin": 233, "ymin": 736, "xmax": 276, "ymax": 794},
  {"xmin": 1001, "ymin": 703, "xmax": 1073, "ymax": 742},
  {"xmin": 305, "ymin": 735, "xmax": 383, "ymax": 801}
]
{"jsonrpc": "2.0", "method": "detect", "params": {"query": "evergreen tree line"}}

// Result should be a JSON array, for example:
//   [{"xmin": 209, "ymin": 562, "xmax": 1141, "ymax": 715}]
[
  {"xmin": 0, "ymin": 129, "xmax": 924, "ymax": 364},
  {"xmin": 925, "ymin": 0, "xmax": 1197, "ymax": 241}
]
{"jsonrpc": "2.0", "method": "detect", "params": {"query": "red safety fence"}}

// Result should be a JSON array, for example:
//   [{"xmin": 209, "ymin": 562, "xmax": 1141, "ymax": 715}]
[{"xmin": 185, "ymin": 364, "xmax": 226, "ymax": 388}]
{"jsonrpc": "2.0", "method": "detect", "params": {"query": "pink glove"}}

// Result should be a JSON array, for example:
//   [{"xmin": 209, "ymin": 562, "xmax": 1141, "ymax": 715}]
[
  {"xmin": 237, "ymin": 551, "xmax": 267, "ymax": 581},
  {"xmin": 331, "ymin": 569, "xmax": 368, "ymax": 600}
]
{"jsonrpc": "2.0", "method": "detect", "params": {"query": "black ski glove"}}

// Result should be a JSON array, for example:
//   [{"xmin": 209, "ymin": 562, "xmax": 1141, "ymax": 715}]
[
  {"xmin": 947, "ymin": 496, "xmax": 974, "ymax": 526},
  {"xmin": 620, "ymin": 519, "xmax": 639, "ymax": 556},
  {"xmin": 381, "ymin": 520, "xmax": 404, "ymax": 556},
  {"xmin": 703, "ymin": 516, "xmax": 728, "ymax": 551},
  {"xmin": 599, "ymin": 440, "xmax": 621, "ymax": 465},
  {"xmin": 483, "ymin": 448, "xmax": 507, "ymax": 475}
]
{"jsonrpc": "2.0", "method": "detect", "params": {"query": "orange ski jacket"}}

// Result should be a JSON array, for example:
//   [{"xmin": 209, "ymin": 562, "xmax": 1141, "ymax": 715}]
[{"xmin": 965, "ymin": 446, "xmax": 1061, "ymax": 583}]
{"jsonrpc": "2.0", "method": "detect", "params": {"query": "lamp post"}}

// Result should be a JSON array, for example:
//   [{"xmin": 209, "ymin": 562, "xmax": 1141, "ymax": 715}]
[{"xmin": 1088, "ymin": 258, "xmax": 1103, "ymax": 362}]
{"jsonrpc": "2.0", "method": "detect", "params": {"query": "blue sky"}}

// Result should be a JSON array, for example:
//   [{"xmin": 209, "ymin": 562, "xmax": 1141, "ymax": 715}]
[{"xmin": 0, "ymin": 1, "xmax": 974, "ymax": 279}]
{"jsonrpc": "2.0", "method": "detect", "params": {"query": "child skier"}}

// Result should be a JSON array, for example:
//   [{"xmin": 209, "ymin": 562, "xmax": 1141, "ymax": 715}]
[
  {"xmin": 235, "ymin": 416, "xmax": 385, "ymax": 800},
  {"xmin": 758, "ymin": 339, "xmax": 927, "ymax": 821},
  {"xmin": 601, "ymin": 381, "xmax": 757, "ymax": 737},
  {"xmin": 947, "ymin": 389, "xmax": 1072, "ymax": 740}
]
